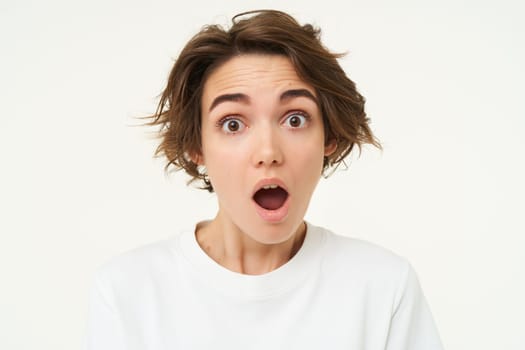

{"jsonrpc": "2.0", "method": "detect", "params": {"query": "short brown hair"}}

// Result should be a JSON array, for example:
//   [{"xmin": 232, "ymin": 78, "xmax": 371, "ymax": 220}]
[{"xmin": 148, "ymin": 10, "xmax": 380, "ymax": 192}]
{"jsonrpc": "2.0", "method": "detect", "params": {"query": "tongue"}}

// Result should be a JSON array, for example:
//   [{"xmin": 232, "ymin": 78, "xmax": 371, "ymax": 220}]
[{"xmin": 253, "ymin": 188, "xmax": 288, "ymax": 210}]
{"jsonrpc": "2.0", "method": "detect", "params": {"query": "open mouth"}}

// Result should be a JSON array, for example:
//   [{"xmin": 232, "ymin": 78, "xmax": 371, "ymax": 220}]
[{"xmin": 253, "ymin": 185, "xmax": 289, "ymax": 210}]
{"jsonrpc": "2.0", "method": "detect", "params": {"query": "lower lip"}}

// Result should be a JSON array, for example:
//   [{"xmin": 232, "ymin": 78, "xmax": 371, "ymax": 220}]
[{"xmin": 253, "ymin": 195, "xmax": 290, "ymax": 223}]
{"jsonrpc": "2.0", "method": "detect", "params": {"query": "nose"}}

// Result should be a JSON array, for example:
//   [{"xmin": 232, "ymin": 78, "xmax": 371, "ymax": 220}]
[{"xmin": 252, "ymin": 125, "xmax": 283, "ymax": 167}]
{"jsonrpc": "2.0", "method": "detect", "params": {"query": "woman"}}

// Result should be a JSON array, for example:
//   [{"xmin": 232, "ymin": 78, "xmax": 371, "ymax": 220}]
[{"xmin": 86, "ymin": 10, "xmax": 443, "ymax": 349}]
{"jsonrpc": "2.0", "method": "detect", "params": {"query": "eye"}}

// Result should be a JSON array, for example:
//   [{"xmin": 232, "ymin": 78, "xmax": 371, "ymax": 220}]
[
  {"xmin": 218, "ymin": 117, "xmax": 246, "ymax": 134},
  {"xmin": 283, "ymin": 112, "xmax": 309, "ymax": 128}
]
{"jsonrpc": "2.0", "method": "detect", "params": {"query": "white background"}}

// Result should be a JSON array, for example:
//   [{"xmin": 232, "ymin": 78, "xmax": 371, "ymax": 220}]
[{"xmin": 1, "ymin": 0, "xmax": 524, "ymax": 349}]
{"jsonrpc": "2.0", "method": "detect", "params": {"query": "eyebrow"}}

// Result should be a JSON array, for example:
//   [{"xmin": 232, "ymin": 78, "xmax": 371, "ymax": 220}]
[
  {"xmin": 208, "ymin": 93, "xmax": 250, "ymax": 112},
  {"xmin": 208, "ymin": 89, "xmax": 318, "ymax": 112},
  {"xmin": 280, "ymin": 89, "xmax": 318, "ymax": 105}
]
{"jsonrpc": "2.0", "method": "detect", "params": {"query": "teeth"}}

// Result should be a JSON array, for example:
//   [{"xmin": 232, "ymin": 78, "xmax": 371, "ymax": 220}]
[{"xmin": 262, "ymin": 184, "xmax": 279, "ymax": 190}]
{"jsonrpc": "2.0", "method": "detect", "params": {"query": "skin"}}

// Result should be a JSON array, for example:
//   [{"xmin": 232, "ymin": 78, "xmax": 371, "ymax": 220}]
[{"xmin": 194, "ymin": 54, "xmax": 336, "ymax": 275}]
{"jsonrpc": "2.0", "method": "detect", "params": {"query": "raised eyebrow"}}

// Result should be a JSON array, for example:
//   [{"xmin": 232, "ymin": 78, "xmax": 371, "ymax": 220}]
[
  {"xmin": 280, "ymin": 89, "xmax": 318, "ymax": 105},
  {"xmin": 209, "ymin": 93, "xmax": 250, "ymax": 112}
]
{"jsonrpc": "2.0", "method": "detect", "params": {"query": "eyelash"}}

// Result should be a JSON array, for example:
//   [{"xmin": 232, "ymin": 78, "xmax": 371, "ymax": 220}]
[
  {"xmin": 216, "ymin": 116, "xmax": 246, "ymax": 134},
  {"xmin": 216, "ymin": 110, "xmax": 311, "ymax": 134},
  {"xmin": 283, "ymin": 111, "xmax": 310, "ymax": 128}
]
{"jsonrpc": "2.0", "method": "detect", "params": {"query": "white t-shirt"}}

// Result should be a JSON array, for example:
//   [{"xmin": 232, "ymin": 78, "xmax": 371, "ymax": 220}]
[{"xmin": 85, "ymin": 222, "xmax": 443, "ymax": 349}]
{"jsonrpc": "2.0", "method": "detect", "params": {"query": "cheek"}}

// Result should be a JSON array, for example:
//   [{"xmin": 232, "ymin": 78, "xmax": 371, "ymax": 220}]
[
  {"xmin": 293, "ymin": 143, "xmax": 325, "ymax": 176},
  {"xmin": 203, "ymin": 144, "xmax": 248, "ymax": 186}
]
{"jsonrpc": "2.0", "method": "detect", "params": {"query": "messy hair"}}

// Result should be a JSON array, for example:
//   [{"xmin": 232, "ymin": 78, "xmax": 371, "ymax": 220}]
[{"xmin": 148, "ymin": 9, "xmax": 380, "ymax": 192}]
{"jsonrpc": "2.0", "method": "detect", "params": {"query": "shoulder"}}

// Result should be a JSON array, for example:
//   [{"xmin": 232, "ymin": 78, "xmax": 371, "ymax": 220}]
[
  {"xmin": 92, "ymin": 234, "xmax": 181, "ymax": 291},
  {"xmin": 317, "ymin": 225, "xmax": 408, "ymax": 267},
  {"xmin": 311, "ymin": 224, "xmax": 413, "ymax": 289}
]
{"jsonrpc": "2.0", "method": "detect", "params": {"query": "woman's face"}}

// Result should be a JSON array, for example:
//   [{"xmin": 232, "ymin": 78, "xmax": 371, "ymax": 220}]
[{"xmin": 198, "ymin": 54, "xmax": 335, "ymax": 244}]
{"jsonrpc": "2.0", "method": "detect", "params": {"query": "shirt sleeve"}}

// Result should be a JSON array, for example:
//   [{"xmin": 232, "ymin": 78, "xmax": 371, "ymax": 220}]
[
  {"xmin": 84, "ymin": 273, "xmax": 127, "ymax": 350},
  {"xmin": 385, "ymin": 263, "xmax": 444, "ymax": 350}
]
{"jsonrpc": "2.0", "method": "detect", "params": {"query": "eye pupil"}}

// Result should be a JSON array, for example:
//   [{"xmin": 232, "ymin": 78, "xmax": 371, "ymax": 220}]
[
  {"xmin": 289, "ymin": 115, "xmax": 301, "ymax": 127},
  {"xmin": 227, "ymin": 120, "xmax": 239, "ymax": 132}
]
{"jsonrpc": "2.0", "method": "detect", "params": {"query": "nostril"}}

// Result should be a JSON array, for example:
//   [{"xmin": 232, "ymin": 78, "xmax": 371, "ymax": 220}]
[
  {"xmin": 258, "ymin": 158, "xmax": 280, "ymax": 166},
  {"xmin": 253, "ymin": 138, "xmax": 284, "ymax": 166}
]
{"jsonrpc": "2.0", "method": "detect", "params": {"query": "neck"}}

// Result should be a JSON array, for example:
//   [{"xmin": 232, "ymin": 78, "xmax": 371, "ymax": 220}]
[{"xmin": 195, "ymin": 216, "xmax": 306, "ymax": 275}]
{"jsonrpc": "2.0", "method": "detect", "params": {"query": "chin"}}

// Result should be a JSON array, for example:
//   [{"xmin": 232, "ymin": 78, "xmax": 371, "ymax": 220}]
[{"xmin": 245, "ymin": 217, "xmax": 304, "ymax": 245}]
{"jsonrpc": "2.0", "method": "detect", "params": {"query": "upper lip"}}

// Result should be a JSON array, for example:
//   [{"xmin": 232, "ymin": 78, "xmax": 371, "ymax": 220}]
[{"xmin": 252, "ymin": 177, "xmax": 289, "ymax": 197}]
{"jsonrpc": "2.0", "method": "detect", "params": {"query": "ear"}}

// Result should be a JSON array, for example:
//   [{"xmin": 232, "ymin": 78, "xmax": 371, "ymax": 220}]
[
  {"xmin": 189, "ymin": 151, "xmax": 204, "ymax": 166},
  {"xmin": 324, "ymin": 139, "xmax": 337, "ymax": 157}
]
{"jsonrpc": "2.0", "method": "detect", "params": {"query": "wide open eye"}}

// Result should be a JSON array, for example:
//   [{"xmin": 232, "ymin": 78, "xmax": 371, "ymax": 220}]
[
  {"xmin": 283, "ymin": 112, "xmax": 309, "ymax": 128},
  {"xmin": 219, "ymin": 117, "xmax": 246, "ymax": 134}
]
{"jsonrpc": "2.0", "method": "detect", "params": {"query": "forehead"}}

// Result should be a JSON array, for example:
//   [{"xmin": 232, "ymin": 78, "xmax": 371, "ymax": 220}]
[{"xmin": 201, "ymin": 54, "xmax": 315, "ymax": 108}]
